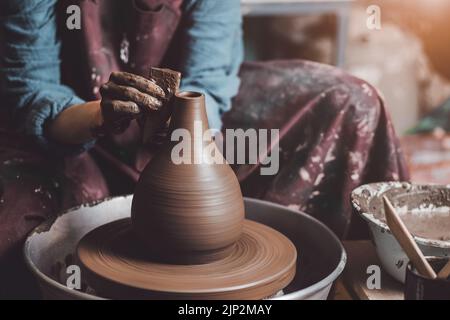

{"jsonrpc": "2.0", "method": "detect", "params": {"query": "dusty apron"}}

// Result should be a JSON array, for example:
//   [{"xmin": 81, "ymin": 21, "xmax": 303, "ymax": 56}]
[{"xmin": 0, "ymin": 0, "xmax": 409, "ymax": 298}]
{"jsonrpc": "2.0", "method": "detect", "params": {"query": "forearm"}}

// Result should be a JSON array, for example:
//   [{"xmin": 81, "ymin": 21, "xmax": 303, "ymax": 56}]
[
  {"xmin": 48, "ymin": 101, "xmax": 102, "ymax": 145},
  {"xmin": 1, "ymin": 0, "xmax": 96, "ymax": 153}
]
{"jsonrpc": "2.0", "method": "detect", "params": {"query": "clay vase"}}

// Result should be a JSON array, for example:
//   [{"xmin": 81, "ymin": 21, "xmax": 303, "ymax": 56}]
[{"xmin": 131, "ymin": 91, "xmax": 245, "ymax": 264}]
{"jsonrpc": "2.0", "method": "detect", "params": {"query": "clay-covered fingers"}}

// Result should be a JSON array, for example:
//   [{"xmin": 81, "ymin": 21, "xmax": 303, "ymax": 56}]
[
  {"xmin": 109, "ymin": 71, "xmax": 166, "ymax": 100},
  {"xmin": 100, "ymin": 82, "xmax": 163, "ymax": 111}
]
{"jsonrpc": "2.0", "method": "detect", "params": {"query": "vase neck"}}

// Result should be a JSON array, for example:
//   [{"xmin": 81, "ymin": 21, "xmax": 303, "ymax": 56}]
[{"xmin": 170, "ymin": 91, "xmax": 210, "ymax": 134}]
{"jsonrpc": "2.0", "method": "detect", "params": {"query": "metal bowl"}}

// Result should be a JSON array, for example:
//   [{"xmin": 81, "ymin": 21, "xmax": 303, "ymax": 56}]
[
  {"xmin": 352, "ymin": 182, "xmax": 450, "ymax": 283},
  {"xmin": 24, "ymin": 196, "xmax": 346, "ymax": 300}
]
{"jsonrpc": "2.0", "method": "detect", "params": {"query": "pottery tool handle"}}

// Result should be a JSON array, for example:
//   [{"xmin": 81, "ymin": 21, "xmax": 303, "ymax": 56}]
[
  {"xmin": 382, "ymin": 196, "xmax": 437, "ymax": 279},
  {"xmin": 437, "ymin": 260, "xmax": 450, "ymax": 279}
]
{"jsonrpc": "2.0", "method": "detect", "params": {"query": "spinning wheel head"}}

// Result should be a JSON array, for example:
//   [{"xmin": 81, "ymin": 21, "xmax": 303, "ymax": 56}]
[{"xmin": 77, "ymin": 219, "xmax": 297, "ymax": 300}]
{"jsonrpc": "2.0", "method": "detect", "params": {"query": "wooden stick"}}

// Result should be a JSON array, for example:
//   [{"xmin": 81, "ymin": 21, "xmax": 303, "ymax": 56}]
[
  {"xmin": 382, "ymin": 196, "xmax": 437, "ymax": 279},
  {"xmin": 437, "ymin": 260, "xmax": 450, "ymax": 279}
]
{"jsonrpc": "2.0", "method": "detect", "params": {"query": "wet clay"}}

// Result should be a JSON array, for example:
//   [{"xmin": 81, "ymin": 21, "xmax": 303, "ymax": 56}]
[
  {"xmin": 393, "ymin": 205, "xmax": 450, "ymax": 241},
  {"xmin": 132, "ymin": 90, "xmax": 245, "ymax": 262},
  {"xmin": 77, "ymin": 218, "xmax": 297, "ymax": 299},
  {"xmin": 377, "ymin": 187, "xmax": 450, "ymax": 241}
]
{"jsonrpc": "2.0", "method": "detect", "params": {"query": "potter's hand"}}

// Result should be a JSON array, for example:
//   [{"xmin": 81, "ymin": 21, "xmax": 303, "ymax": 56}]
[
  {"xmin": 48, "ymin": 70, "xmax": 178, "ymax": 146},
  {"xmin": 96, "ymin": 72, "xmax": 167, "ymax": 135}
]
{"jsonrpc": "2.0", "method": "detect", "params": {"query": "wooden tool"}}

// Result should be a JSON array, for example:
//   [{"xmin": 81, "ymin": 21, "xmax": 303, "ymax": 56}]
[
  {"xmin": 437, "ymin": 260, "xmax": 450, "ymax": 279},
  {"xmin": 382, "ymin": 196, "xmax": 437, "ymax": 279}
]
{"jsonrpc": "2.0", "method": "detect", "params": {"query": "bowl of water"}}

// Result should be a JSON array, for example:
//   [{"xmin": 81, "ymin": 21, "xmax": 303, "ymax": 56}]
[{"xmin": 352, "ymin": 182, "xmax": 450, "ymax": 283}]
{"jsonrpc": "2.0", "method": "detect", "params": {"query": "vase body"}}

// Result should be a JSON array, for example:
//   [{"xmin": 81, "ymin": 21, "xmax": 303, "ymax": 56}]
[{"xmin": 131, "ymin": 92, "xmax": 245, "ymax": 264}]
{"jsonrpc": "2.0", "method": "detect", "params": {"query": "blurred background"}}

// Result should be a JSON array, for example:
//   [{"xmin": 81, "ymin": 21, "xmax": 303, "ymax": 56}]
[{"xmin": 242, "ymin": 0, "xmax": 450, "ymax": 185}]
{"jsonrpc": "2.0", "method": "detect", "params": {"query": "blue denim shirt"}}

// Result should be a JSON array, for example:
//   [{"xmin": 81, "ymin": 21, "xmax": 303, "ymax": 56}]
[{"xmin": 0, "ymin": 0, "xmax": 243, "ymax": 153}]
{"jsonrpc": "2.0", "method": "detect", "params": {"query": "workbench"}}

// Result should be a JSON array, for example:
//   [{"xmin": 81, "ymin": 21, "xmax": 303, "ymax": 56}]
[{"xmin": 334, "ymin": 241, "xmax": 404, "ymax": 300}]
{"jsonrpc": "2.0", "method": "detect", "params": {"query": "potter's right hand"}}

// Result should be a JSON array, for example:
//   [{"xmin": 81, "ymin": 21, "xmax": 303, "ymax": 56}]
[{"xmin": 96, "ymin": 72, "xmax": 166, "ymax": 135}]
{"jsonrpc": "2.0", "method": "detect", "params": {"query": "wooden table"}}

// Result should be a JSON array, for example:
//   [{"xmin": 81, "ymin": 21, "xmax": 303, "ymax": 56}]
[
  {"xmin": 334, "ymin": 241, "xmax": 404, "ymax": 300},
  {"xmin": 241, "ymin": 0, "xmax": 353, "ymax": 66}
]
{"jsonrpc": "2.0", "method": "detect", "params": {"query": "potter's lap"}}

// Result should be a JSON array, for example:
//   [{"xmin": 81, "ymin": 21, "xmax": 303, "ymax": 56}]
[{"xmin": 228, "ymin": 60, "xmax": 381, "ymax": 129}]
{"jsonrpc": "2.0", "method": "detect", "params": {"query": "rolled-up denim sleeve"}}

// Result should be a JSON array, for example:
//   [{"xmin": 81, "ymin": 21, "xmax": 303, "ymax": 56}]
[
  {"xmin": 0, "ymin": 0, "xmax": 90, "ymax": 154},
  {"xmin": 179, "ymin": 0, "xmax": 243, "ymax": 130}
]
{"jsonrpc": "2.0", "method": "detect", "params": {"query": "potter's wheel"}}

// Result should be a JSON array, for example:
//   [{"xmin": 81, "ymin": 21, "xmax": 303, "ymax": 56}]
[
  {"xmin": 77, "ymin": 218, "xmax": 297, "ymax": 299},
  {"xmin": 24, "ymin": 196, "xmax": 347, "ymax": 300}
]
